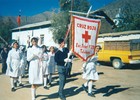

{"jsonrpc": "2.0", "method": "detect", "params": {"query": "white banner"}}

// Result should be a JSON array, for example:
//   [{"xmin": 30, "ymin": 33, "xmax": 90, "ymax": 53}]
[{"xmin": 72, "ymin": 15, "xmax": 101, "ymax": 61}]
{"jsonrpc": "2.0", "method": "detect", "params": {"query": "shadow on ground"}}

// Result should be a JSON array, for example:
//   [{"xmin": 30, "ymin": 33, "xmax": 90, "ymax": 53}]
[
  {"xmin": 50, "ymin": 77, "xmax": 78, "ymax": 88},
  {"xmin": 41, "ymin": 86, "xmax": 83, "ymax": 100},
  {"xmin": 16, "ymin": 72, "xmax": 80, "ymax": 92},
  {"xmin": 99, "ymin": 62, "xmax": 140, "ymax": 70},
  {"xmin": 39, "ymin": 72, "xmax": 84, "ymax": 100},
  {"xmin": 70, "ymin": 72, "xmax": 82, "ymax": 77},
  {"xmin": 36, "ymin": 94, "xmax": 49, "ymax": 100},
  {"xmin": 123, "ymin": 64, "xmax": 140, "ymax": 70},
  {"xmin": 94, "ymin": 85, "xmax": 132, "ymax": 97}
]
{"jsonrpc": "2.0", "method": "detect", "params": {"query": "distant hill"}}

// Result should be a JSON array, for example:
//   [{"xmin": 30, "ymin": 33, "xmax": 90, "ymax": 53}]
[
  {"xmin": 99, "ymin": 0, "xmax": 140, "ymax": 33},
  {"xmin": 0, "ymin": 0, "xmax": 139, "ymax": 33},
  {"xmin": 20, "ymin": 11, "xmax": 53, "ymax": 25},
  {"xmin": 0, "ymin": 11, "xmax": 53, "ymax": 28},
  {"xmin": 102, "ymin": 0, "xmax": 140, "ymax": 18}
]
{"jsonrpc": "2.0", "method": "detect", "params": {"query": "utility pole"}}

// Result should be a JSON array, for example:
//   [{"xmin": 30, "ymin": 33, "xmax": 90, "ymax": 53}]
[{"xmin": 69, "ymin": 0, "xmax": 74, "ymax": 49}]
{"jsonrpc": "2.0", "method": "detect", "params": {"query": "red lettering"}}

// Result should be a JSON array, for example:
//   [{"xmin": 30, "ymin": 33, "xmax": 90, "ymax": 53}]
[
  {"xmin": 89, "ymin": 45, "xmax": 95, "ymax": 49},
  {"xmin": 77, "ymin": 23, "xmax": 86, "ymax": 29},
  {"xmin": 87, "ymin": 25, "xmax": 96, "ymax": 30},
  {"xmin": 76, "ymin": 43, "xmax": 80, "ymax": 47},
  {"xmin": 80, "ymin": 49, "xmax": 90, "ymax": 54},
  {"xmin": 76, "ymin": 43, "xmax": 95, "ymax": 49}
]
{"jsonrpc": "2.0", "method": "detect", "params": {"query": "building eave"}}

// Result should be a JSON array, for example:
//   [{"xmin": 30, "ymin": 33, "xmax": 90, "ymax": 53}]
[
  {"xmin": 98, "ymin": 30, "xmax": 140, "ymax": 37},
  {"xmin": 12, "ymin": 20, "xmax": 52, "ymax": 32}
]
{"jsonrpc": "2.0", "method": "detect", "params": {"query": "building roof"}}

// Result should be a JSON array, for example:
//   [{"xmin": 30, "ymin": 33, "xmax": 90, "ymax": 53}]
[
  {"xmin": 12, "ymin": 20, "xmax": 52, "ymax": 32},
  {"xmin": 98, "ymin": 30, "xmax": 140, "ymax": 37},
  {"xmin": 97, "ymin": 30, "xmax": 140, "ymax": 42}
]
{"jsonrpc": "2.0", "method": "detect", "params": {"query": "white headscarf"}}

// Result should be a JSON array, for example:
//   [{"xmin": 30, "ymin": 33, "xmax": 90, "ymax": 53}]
[{"xmin": 11, "ymin": 41, "xmax": 18, "ymax": 48}]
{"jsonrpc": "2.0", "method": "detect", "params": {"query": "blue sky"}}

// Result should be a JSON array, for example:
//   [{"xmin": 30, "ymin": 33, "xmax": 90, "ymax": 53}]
[{"xmin": 0, "ymin": 0, "xmax": 115, "ymax": 16}]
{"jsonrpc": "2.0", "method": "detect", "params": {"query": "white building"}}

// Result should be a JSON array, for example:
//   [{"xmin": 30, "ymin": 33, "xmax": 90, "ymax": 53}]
[{"xmin": 12, "ymin": 20, "xmax": 58, "ymax": 48}]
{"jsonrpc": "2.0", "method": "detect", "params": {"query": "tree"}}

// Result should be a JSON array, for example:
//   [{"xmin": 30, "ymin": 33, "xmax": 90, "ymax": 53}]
[
  {"xmin": 131, "ymin": 14, "xmax": 140, "ymax": 30},
  {"xmin": 51, "ymin": 0, "xmax": 90, "ymax": 46},
  {"xmin": 51, "ymin": 12, "xmax": 70, "ymax": 42},
  {"xmin": 0, "ymin": 17, "xmax": 14, "ymax": 44},
  {"xmin": 114, "ymin": 3, "xmax": 140, "ymax": 32}
]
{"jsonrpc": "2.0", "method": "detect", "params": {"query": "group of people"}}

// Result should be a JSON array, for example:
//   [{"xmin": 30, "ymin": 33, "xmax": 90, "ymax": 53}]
[
  {"xmin": 2, "ymin": 37, "xmax": 73, "ymax": 100},
  {"xmin": 1, "ymin": 37, "xmax": 102, "ymax": 100},
  {"xmin": 27, "ymin": 37, "xmax": 59, "ymax": 100}
]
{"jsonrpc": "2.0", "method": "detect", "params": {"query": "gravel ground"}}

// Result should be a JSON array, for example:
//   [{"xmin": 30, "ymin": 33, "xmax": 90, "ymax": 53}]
[{"xmin": 0, "ymin": 58, "xmax": 140, "ymax": 100}]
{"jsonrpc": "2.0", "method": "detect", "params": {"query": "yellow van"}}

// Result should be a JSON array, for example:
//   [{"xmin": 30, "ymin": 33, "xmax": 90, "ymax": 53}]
[{"xmin": 97, "ymin": 31, "xmax": 140, "ymax": 69}]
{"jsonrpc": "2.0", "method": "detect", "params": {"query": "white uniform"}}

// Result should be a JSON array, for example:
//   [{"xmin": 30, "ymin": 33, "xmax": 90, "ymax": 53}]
[
  {"xmin": 42, "ymin": 52, "xmax": 49, "ymax": 75},
  {"xmin": 82, "ymin": 55, "xmax": 99, "ymax": 80},
  {"xmin": 27, "ymin": 46, "xmax": 43, "ymax": 84},
  {"xmin": 19, "ymin": 52, "xmax": 27, "ymax": 75},
  {"xmin": 6, "ymin": 48, "xmax": 22, "ymax": 77},
  {"xmin": 47, "ymin": 52, "xmax": 56, "ymax": 74}
]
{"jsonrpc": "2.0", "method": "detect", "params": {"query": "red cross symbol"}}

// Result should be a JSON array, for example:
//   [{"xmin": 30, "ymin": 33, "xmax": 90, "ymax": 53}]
[{"xmin": 82, "ymin": 31, "xmax": 91, "ymax": 43}]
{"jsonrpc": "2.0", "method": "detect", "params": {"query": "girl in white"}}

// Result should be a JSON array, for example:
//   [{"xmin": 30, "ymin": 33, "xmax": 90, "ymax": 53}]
[
  {"xmin": 47, "ymin": 46, "xmax": 56, "ymax": 86},
  {"xmin": 6, "ymin": 41, "xmax": 22, "ymax": 92},
  {"xmin": 18, "ymin": 46, "xmax": 27, "ymax": 86},
  {"xmin": 41, "ymin": 45, "xmax": 49, "ymax": 89},
  {"xmin": 82, "ymin": 45, "xmax": 102, "ymax": 97},
  {"xmin": 27, "ymin": 37, "xmax": 43, "ymax": 100}
]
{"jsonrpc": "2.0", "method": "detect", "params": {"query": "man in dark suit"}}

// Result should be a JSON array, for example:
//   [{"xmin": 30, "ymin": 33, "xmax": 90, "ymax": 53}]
[{"xmin": 54, "ymin": 38, "xmax": 71, "ymax": 100}]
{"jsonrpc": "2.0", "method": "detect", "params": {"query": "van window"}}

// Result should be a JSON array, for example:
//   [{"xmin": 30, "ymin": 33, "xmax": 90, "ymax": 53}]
[
  {"xmin": 131, "ymin": 43, "xmax": 140, "ymax": 50},
  {"xmin": 104, "ymin": 41, "xmax": 130, "ymax": 51}
]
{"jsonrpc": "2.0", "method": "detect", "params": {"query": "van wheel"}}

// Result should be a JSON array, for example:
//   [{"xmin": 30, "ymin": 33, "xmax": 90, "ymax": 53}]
[{"xmin": 112, "ymin": 59, "xmax": 123, "ymax": 69}]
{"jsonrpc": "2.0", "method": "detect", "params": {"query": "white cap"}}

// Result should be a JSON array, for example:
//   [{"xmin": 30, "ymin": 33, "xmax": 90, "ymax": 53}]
[{"xmin": 11, "ymin": 41, "xmax": 18, "ymax": 47}]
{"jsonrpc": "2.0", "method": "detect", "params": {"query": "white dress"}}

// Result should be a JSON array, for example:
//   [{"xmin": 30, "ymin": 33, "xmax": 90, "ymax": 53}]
[
  {"xmin": 42, "ymin": 52, "xmax": 49, "ymax": 75},
  {"xmin": 27, "ymin": 46, "xmax": 43, "ymax": 84},
  {"xmin": 82, "ymin": 55, "xmax": 99, "ymax": 80},
  {"xmin": 6, "ymin": 48, "xmax": 22, "ymax": 77},
  {"xmin": 47, "ymin": 52, "xmax": 56, "ymax": 74},
  {"xmin": 19, "ymin": 52, "xmax": 27, "ymax": 75}
]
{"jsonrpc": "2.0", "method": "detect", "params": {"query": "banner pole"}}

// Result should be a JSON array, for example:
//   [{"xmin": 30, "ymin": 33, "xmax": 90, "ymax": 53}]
[{"xmin": 86, "ymin": 6, "xmax": 92, "ymax": 17}]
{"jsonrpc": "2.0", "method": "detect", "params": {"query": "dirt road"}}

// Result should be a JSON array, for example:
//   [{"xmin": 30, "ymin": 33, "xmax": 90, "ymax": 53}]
[{"xmin": 0, "ymin": 59, "xmax": 140, "ymax": 100}]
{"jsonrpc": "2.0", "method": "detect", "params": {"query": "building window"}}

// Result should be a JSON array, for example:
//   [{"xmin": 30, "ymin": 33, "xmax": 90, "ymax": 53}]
[{"xmin": 40, "ymin": 34, "xmax": 44, "ymax": 45}]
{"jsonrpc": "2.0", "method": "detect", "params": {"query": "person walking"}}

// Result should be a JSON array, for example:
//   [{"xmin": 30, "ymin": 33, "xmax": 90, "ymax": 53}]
[
  {"xmin": 54, "ymin": 39, "xmax": 71, "ymax": 100},
  {"xmin": 82, "ymin": 45, "xmax": 102, "ymax": 97},
  {"xmin": 47, "ymin": 46, "xmax": 56, "ymax": 86},
  {"xmin": 27, "ymin": 37, "xmax": 43, "ymax": 100},
  {"xmin": 0, "ymin": 45, "xmax": 9, "ymax": 74},
  {"xmin": 6, "ymin": 41, "xmax": 22, "ymax": 92},
  {"xmin": 18, "ymin": 46, "xmax": 27, "ymax": 86},
  {"xmin": 41, "ymin": 45, "xmax": 49, "ymax": 89}
]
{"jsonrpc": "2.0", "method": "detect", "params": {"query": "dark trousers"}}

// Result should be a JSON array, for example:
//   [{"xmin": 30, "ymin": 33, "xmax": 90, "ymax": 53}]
[
  {"xmin": 57, "ymin": 65, "xmax": 66, "ymax": 97},
  {"xmin": 2, "ymin": 59, "xmax": 7, "ymax": 73},
  {"xmin": 66, "ymin": 62, "xmax": 72, "ymax": 77}
]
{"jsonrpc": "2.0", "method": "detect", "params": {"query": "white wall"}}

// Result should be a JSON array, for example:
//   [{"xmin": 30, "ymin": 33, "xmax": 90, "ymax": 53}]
[
  {"xmin": 12, "ymin": 30, "xmax": 32, "ymax": 47},
  {"xmin": 12, "ymin": 27, "xmax": 58, "ymax": 48},
  {"xmin": 33, "ymin": 28, "xmax": 58, "ymax": 47}
]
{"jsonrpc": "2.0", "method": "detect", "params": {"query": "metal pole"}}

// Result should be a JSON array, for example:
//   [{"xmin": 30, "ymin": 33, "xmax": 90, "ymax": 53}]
[{"xmin": 86, "ymin": 6, "xmax": 92, "ymax": 17}]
